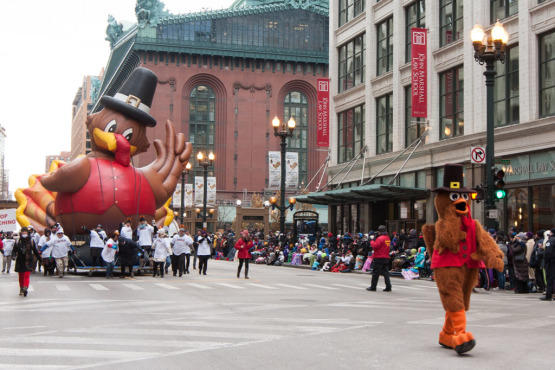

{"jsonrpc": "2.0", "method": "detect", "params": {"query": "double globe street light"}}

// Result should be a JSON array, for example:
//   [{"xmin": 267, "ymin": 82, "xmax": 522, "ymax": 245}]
[
  {"xmin": 271, "ymin": 116, "xmax": 296, "ymax": 235},
  {"xmin": 197, "ymin": 151, "xmax": 215, "ymax": 230},
  {"xmin": 470, "ymin": 20, "xmax": 509, "ymax": 230},
  {"xmin": 180, "ymin": 162, "xmax": 193, "ymax": 224}
]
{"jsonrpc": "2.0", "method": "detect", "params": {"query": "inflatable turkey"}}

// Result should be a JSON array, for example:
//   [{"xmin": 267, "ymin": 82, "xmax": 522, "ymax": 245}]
[{"xmin": 16, "ymin": 67, "xmax": 192, "ymax": 234}]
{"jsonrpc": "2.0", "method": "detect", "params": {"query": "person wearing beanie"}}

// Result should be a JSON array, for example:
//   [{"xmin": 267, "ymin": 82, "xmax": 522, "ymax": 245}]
[
  {"xmin": 102, "ymin": 231, "xmax": 119, "ymax": 279},
  {"xmin": 367, "ymin": 225, "xmax": 392, "ymax": 292},
  {"xmin": 196, "ymin": 230, "xmax": 213, "ymax": 275},
  {"xmin": 50, "ymin": 228, "xmax": 73, "ymax": 278},
  {"xmin": 152, "ymin": 229, "xmax": 171, "ymax": 278},
  {"xmin": 171, "ymin": 228, "xmax": 193, "ymax": 276},
  {"xmin": 12, "ymin": 227, "xmax": 40, "ymax": 297}
]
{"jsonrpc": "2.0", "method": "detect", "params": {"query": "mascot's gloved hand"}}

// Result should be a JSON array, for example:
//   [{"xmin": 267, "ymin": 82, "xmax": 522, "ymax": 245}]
[{"xmin": 471, "ymin": 251, "xmax": 504, "ymax": 272}]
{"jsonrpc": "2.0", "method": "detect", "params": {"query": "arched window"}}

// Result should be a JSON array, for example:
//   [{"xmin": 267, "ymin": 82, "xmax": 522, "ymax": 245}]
[
  {"xmin": 190, "ymin": 85, "xmax": 215, "ymax": 178},
  {"xmin": 283, "ymin": 91, "xmax": 308, "ymax": 186}
]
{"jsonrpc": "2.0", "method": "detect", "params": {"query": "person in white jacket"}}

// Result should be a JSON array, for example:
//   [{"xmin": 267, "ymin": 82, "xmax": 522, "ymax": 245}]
[
  {"xmin": 152, "ymin": 229, "xmax": 171, "ymax": 278},
  {"xmin": 1, "ymin": 232, "xmax": 16, "ymax": 273},
  {"xmin": 102, "ymin": 231, "xmax": 119, "ymax": 279},
  {"xmin": 38, "ymin": 229, "xmax": 54, "ymax": 276},
  {"xmin": 171, "ymin": 228, "xmax": 194, "ymax": 276},
  {"xmin": 49, "ymin": 228, "xmax": 73, "ymax": 278},
  {"xmin": 137, "ymin": 217, "xmax": 155, "ymax": 269}
]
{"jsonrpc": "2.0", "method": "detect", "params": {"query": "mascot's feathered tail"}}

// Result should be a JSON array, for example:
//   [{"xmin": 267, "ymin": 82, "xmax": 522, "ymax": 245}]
[{"xmin": 15, "ymin": 160, "xmax": 175, "ymax": 234}]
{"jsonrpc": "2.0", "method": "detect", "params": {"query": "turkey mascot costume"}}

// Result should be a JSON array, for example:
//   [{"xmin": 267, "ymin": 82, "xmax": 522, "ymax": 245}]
[{"xmin": 422, "ymin": 164, "xmax": 504, "ymax": 355}]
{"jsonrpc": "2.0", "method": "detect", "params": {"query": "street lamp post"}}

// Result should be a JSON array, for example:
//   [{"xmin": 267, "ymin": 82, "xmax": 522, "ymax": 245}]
[
  {"xmin": 271, "ymin": 115, "xmax": 296, "ymax": 234},
  {"xmin": 180, "ymin": 162, "xmax": 192, "ymax": 224},
  {"xmin": 197, "ymin": 151, "xmax": 215, "ymax": 230},
  {"xmin": 470, "ymin": 21, "xmax": 509, "ymax": 230}
]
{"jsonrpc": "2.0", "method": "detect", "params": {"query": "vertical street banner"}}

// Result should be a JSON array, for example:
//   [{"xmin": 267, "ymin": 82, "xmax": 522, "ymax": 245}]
[
  {"xmin": 207, "ymin": 177, "xmax": 217, "ymax": 204},
  {"xmin": 184, "ymin": 184, "xmax": 193, "ymax": 208},
  {"xmin": 0, "ymin": 209, "xmax": 17, "ymax": 232},
  {"xmin": 411, "ymin": 28, "xmax": 427, "ymax": 118},
  {"xmin": 317, "ymin": 78, "xmax": 330, "ymax": 147},
  {"xmin": 286, "ymin": 152, "xmax": 299, "ymax": 189},
  {"xmin": 268, "ymin": 151, "xmax": 281, "ymax": 189},
  {"xmin": 194, "ymin": 176, "xmax": 204, "ymax": 204},
  {"xmin": 172, "ymin": 186, "xmax": 182, "ymax": 209}
]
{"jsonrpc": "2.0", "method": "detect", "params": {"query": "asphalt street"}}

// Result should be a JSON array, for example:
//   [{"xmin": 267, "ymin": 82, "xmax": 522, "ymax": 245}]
[{"xmin": 0, "ymin": 261, "xmax": 554, "ymax": 370}]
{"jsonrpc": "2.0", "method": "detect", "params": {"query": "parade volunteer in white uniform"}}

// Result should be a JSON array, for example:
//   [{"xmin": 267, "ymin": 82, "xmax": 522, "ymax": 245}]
[
  {"xmin": 152, "ymin": 229, "xmax": 171, "ymax": 278},
  {"xmin": 38, "ymin": 229, "xmax": 54, "ymax": 276},
  {"xmin": 196, "ymin": 230, "xmax": 212, "ymax": 276},
  {"xmin": 171, "ymin": 228, "xmax": 193, "ymax": 276},
  {"xmin": 137, "ymin": 218, "xmax": 155, "ymax": 268},
  {"xmin": 120, "ymin": 221, "xmax": 133, "ymax": 240},
  {"xmin": 89, "ymin": 226, "xmax": 106, "ymax": 267},
  {"xmin": 102, "ymin": 231, "xmax": 119, "ymax": 278},
  {"xmin": 1, "ymin": 234, "xmax": 16, "ymax": 273},
  {"xmin": 50, "ymin": 228, "xmax": 72, "ymax": 278}
]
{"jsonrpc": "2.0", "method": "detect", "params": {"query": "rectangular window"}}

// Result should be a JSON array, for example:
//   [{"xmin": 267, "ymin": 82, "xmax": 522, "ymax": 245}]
[
  {"xmin": 338, "ymin": 34, "xmax": 366, "ymax": 93},
  {"xmin": 404, "ymin": 85, "xmax": 427, "ymax": 146},
  {"xmin": 339, "ymin": 0, "xmax": 366, "ymax": 27},
  {"xmin": 376, "ymin": 93, "xmax": 393, "ymax": 154},
  {"xmin": 440, "ymin": 0, "xmax": 463, "ymax": 46},
  {"xmin": 540, "ymin": 30, "xmax": 555, "ymax": 118},
  {"xmin": 377, "ymin": 17, "xmax": 393, "ymax": 75},
  {"xmin": 405, "ymin": 0, "xmax": 426, "ymax": 63},
  {"xmin": 494, "ymin": 45, "xmax": 519, "ymax": 127},
  {"xmin": 338, "ymin": 104, "xmax": 365, "ymax": 163},
  {"xmin": 491, "ymin": 0, "xmax": 518, "ymax": 23},
  {"xmin": 439, "ymin": 66, "xmax": 464, "ymax": 139}
]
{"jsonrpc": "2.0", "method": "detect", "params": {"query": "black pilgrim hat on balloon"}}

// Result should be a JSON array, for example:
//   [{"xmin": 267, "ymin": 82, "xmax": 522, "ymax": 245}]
[
  {"xmin": 432, "ymin": 163, "xmax": 473, "ymax": 193},
  {"xmin": 100, "ymin": 67, "xmax": 158, "ymax": 127}
]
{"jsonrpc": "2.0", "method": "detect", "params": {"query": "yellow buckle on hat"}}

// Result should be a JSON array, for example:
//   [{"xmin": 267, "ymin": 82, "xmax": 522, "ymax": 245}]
[
  {"xmin": 126, "ymin": 94, "xmax": 141, "ymax": 108},
  {"xmin": 450, "ymin": 181, "xmax": 460, "ymax": 189}
]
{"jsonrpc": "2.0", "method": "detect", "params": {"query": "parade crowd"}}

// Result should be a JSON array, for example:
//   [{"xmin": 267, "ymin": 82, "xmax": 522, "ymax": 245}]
[{"xmin": 1, "ymin": 220, "xmax": 554, "ymax": 301}]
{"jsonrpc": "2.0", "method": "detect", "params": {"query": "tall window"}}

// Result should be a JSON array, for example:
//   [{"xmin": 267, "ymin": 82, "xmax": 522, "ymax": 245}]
[
  {"xmin": 494, "ymin": 45, "xmax": 519, "ymax": 127},
  {"xmin": 284, "ymin": 91, "xmax": 308, "ymax": 185},
  {"xmin": 491, "ymin": 0, "xmax": 518, "ymax": 23},
  {"xmin": 339, "ymin": 0, "xmax": 366, "ymax": 27},
  {"xmin": 404, "ymin": 86, "xmax": 426, "ymax": 146},
  {"xmin": 405, "ymin": 0, "xmax": 426, "ymax": 63},
  {"xmin": 338, "ymin": 34, "xmax": 366, "ymax": 93},
  {"xmin": 338, "ymin": 104, "xmax": 365, "ymax": 163},
  {"xmin": 377, "ymin": 17, "xmax": 393, "ymax": 76},
  {"xmin": 540, "ymin": 30, "xmax": 555, "ymax": 118},
  {"xmin": 190, "ymin": 85, "xmax": 215, "ymax": 178},
  {"xmin": 439, "ymin": 66, "xmax": 464, "ymax": 139},
  {"xmin": 376, "ymin": 93, "xmax": 393, "ymax": 154},
  {"xmin": 440, "ymin": 0, "xmax": 463, "ymax": 47}
]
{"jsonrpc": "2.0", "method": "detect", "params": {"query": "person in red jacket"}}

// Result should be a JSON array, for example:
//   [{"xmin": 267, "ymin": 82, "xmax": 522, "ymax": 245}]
[
  {"xmin": 367, "ymin": 225, "xmax": 392, "ymax": 292},
  {"xmin": 235, "ymin": 230, "xmax": 253, "ymax": 279}
]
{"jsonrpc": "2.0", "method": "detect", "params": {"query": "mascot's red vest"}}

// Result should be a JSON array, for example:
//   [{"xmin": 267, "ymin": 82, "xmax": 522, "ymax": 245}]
[{"xmin": 55, "ymin": 158, "xmax": 156, "ymax": 217}]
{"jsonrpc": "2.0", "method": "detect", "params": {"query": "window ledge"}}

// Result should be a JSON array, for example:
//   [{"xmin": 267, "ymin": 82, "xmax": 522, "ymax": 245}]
[
  {"xmin": 371, "ymin": 70, "xmax": 393, "ymax": 85},
  {"xmin": 530, "ymin": 0, "xmax": 555, "ymax": 15},
  {"xmin": 335, "ymin": 83, "xmax": 366, "ymax": 101},
  {"xmin": 374, "ymin": 0, "xmax": 393, "ymax": 12},
  {"xmin": 335, "ymin": 11, "xmax": 366, "ymax": 36},
  {"xmin": 432, "ymin": 38, "xmax": 464, "ymax": 58}
]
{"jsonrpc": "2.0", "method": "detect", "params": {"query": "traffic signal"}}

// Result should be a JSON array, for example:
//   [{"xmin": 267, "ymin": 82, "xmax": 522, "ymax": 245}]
[
  {"xmin": 493, "ymin": 168, "xmax": 506, "ymax": 200},
  {"xmin": 471, "ymin": 185, "xmax": 485, "ymax": 203}
]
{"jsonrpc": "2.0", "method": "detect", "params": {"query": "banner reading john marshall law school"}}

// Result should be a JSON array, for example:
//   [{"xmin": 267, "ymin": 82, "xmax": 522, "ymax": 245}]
[
  {"xmin": 411, "ymin": 28, "xmax": 427, "ymax": 118},
  {"xmin": 317, "ymin": 78, "xmax": 330, "ymax": 147},
  {"xmin": 268, "ymin": 151, "xmax": 299, "ymax": 189}
]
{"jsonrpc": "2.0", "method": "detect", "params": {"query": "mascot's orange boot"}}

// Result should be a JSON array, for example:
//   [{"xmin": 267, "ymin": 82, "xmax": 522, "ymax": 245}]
[
  {"xmin": 439, "ymin": 312, "xmax": 455, "ymax": 349},
  {"xmin": 450, "ymin": 310, "xmax": 476, "ymax": 354}
]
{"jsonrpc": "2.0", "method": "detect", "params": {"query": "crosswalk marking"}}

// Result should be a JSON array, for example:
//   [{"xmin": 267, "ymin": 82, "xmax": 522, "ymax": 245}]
[
  {"xmin": 0, "ymin": 347, "xmax": 160, "ymax": 359},
  {"xmin": 154, "ymin": 283, "xmax": 179, "ymax": 290},
  {"xmin": 247, "ymin": 283, "xmax": 278, "ymax": 290},
  {"xmin": 68, "ymin": 327, "xmax": 282, "ymax": 340},
  {"xmin": 0, "ymin": 365, "xmax": 72, "ymax": 369},
  {"xmin": 303, "ymin": 283, "xmax": 337, "ymax": 290},
  {"xmin": 89, "ymin": 283, "xmax": 109, "ymax": 291},
  {"xmin": 215, "ymin": 283, "xmax": 244, "ymax": 289},
  {"xmin": 123, "ymin": 283, "xmax": 144, "ymax": 291},
  {"xmin": 275, "ymin": 283, "xmax": 307, "ymax": 290},
  {"xmin": 186, "ymin": 283, "xmax": 213, "ymax": 290},
  {"xmin": 332, "ymin": 283, "xmax": 367, "ymax": 290},
  {"xmin": 56, "ymin": 284, "xmax": 70, "ymax": 291}
]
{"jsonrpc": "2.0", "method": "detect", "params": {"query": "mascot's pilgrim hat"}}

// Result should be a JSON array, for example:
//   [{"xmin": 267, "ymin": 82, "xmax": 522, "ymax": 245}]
[
  {"xmin": 100, "ymin": 67, "xmax": 158, "ymax": 127},
  {"xmin": 433, "ymin": 163, "xmax": 473, "ymax": 193}
]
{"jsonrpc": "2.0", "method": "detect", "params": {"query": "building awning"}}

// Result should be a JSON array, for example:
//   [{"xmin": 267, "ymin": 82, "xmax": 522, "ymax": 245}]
[{"xmin": 295, "ymin": 184, "xmax": 429, "ymax": 205}]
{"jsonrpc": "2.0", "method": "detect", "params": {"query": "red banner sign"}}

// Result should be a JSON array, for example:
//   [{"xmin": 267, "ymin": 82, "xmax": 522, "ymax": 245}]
[
  {"xmin": 411, "ymin": 28, "xmax": 427, "ymax": 118},
  {"xmin": 316, "ymin": 78, "xmax": 330, "ymax": 147}
]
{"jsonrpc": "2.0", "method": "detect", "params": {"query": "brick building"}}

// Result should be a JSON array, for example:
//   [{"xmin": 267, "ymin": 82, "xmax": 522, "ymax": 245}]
[
  {"xmin": 93, "ymin": 0, "xmax": 329, "ymax": 203},
  {"xmin": 71, "ymin": 74, "xmax": 102, "ymax": 160},
  {"xmin": 45, "ymin": 151, "xmax": 72, "ymax": 173}
]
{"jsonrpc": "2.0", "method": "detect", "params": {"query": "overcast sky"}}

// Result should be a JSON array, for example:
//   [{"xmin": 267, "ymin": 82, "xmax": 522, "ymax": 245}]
[{"xmin": 0, "ymin": 0, "xmax": 232, "ymax": 194}]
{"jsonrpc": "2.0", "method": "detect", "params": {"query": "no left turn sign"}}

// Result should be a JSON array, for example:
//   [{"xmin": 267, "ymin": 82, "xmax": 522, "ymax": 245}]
[{"xmin": 470, "ymin": 146, "xmax": 486, "ymax": 164}]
